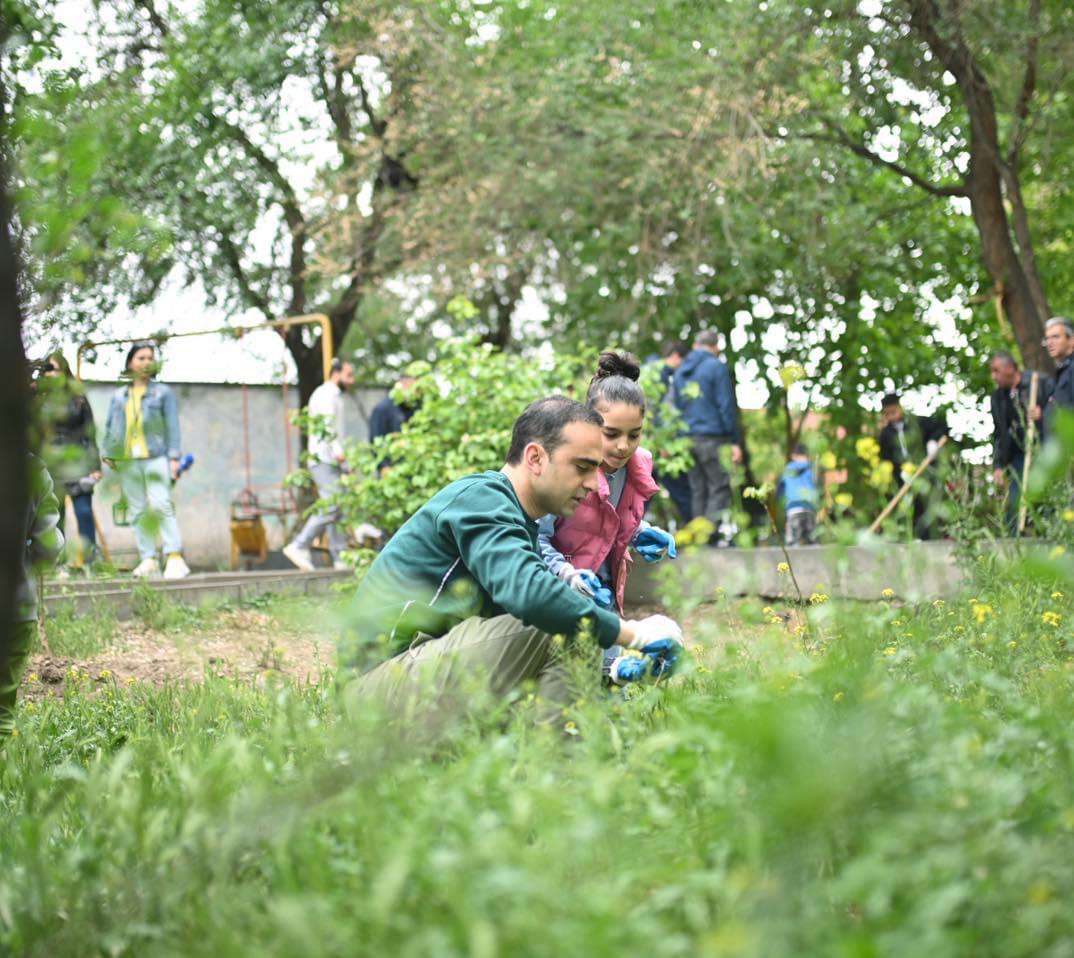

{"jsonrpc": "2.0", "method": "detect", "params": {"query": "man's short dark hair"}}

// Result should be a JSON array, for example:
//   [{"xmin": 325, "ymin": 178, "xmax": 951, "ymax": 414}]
[
  {"xmin": 990, "ymin": 350, "xmax": 1018, "ymax": 369},
  {"xmin": 662, "ymin": 340, "xmax": 690, "ymax": 359},
  {"xmin": 881, "ymin": 392, "xmax": 901, "ymax": 410},
  {"xmin": 505, "ymin": 395, "xmax": 603, "ymax": 465}
]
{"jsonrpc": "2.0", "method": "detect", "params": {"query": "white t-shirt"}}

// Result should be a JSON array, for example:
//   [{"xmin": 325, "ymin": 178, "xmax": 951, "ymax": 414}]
[{"xmin": 307, "ymin": 381, "xmax": 344, "ymax": 464}]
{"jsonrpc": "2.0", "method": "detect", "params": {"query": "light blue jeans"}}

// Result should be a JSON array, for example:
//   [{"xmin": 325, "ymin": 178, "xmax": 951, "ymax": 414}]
[{"xmin": 117, "ymin": 456, "xmax": 183, "ymax": 559}]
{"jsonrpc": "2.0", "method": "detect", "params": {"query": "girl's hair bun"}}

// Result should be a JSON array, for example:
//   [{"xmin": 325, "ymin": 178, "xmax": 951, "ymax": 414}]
[{"xmin": 594, "ymin": 350, "xmax": 641, "ymax": 383}]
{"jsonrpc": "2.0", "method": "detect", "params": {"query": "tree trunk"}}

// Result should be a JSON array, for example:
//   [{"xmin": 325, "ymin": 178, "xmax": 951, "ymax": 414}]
[
  {"xmin": 966, "ymin": 156, "xmax": 1051, "ymax": 372},
  {"xmin": 0, "ymin": 151, "xmax": 29, "ymax": 653}
]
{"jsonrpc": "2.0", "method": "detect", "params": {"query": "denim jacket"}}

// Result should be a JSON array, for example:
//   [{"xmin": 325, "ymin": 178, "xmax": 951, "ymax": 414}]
[{"xmin": 102, "ymin": 380, "xmax": 182, "ymax": 460}]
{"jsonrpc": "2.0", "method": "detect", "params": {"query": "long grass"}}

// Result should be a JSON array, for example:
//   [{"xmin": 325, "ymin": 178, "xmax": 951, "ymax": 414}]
[{"xmin": 2, "ymin": 555, "xmax": 1074, "ymax": 956}]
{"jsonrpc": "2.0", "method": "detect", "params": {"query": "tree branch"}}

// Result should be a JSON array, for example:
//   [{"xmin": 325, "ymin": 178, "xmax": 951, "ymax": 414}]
[
  {"xmin": 1007, "ymin": 0, "xmax": 1040, "ymax": 165},
  {"xmin": 799, "ymin": 123, "xmax": 968, "ymax": 198},
  {"xmin": 217, "ymin": 231, "xmax": 274, "ymax": 321}
]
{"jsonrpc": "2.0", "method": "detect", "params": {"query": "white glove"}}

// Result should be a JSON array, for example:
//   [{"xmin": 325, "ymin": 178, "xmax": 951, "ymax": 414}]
[
  {"xmin": 557, "ymin": 563, "xmax": 596, "ymax": 598},
  {"xmin": 622, "ymin": 614, "xmax": 684, "ymax": 651}
]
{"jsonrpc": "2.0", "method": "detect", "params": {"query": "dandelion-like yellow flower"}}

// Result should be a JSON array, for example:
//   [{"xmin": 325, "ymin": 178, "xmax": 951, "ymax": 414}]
[
  {"xmin": 26, "ymin": 672, "xmax": 38, "ymax": 684},
  {"xmin": 809, "ymin": 592, "xmax": 830, "ymax": 605},
  {"xmin": 881, "ymin": 588, "xmax": 895, "ymax": 599},
  {"xmin": 1052, "ymin": 591, "xmax": 1064, "ymax": 600},
  {"xmin": 1042, "ymin": 611, "xmax": 1062, "ymax": 627},
  {"xmin": 855, "ymin": 436, "xmax": 880, "ymax": 464},
  {"xmin": 971, "ymin": 602, "xmax": 993, "ymax": 624},
  {"xmin": 563, "ymin": 720, "xmax": 579, "ymax": 736},
  {"xmin": 777, "ymin": 562, "xmax": 790, "ymax": 574}
]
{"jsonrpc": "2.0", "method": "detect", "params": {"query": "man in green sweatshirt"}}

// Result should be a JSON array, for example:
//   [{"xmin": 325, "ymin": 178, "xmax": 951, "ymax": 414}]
[{"xmin": 343, "ymin": 395, "xmax": 683, "ymax": 726}]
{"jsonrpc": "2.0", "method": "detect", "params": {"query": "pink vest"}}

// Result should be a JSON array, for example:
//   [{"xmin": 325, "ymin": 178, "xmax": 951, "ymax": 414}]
[{"xmin": 550, "ymin": 448, "xmax": 660, "ymax": 611}]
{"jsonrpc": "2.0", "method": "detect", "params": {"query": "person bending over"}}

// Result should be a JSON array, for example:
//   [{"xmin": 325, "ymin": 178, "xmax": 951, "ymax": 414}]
[{"xmin": 342, "ymin": 395, "xmax": 683, "ymax": 729}]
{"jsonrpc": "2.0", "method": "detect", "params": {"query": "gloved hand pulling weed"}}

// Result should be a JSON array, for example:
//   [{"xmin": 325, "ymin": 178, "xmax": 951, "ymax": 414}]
[{"xmin": 558, "ymin": 565, "xmax": 614, "ymax": 609}]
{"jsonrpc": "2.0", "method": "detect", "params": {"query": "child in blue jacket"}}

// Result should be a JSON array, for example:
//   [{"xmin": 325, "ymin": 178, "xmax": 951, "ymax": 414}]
[{"xmin": 777, "ymin": 445, "xmax": 818, "ymax": 546}]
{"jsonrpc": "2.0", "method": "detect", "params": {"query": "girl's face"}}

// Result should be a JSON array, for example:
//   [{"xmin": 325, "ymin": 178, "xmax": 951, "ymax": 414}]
[
  {"xmin": 128, "ymin": 347, "xmax": 156, "ymax": 379},
  {"xmin": 595, "ymin": 400, "xmax": 644, "ymax": 472}
]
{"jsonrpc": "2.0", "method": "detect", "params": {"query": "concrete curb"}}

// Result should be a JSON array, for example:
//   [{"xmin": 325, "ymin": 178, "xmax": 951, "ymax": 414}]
[
  {"xmin": 625, "ymin": 540, "xmax": 970, "ymax": 605},
  {"xmin": 43, "ymin": 568, "xmax": 354, "ymax": 620}
]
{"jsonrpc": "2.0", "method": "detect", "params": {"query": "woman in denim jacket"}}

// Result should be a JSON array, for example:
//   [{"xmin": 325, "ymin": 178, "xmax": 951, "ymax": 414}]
[{"xmin": 102, "ymin": 342, "xmax": 190, "ymax": 578}]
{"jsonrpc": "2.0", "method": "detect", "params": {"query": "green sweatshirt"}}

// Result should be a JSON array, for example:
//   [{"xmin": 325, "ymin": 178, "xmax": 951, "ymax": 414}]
[{"xmin": 344, "ymin": 470, "xmax": 621, "ymax": 670}]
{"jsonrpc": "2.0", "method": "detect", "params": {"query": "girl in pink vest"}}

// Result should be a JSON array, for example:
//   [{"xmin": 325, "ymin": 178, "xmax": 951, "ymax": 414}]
[{"xmin": 538, "ymin": 351, "xmax": 677, "ymax": 682}]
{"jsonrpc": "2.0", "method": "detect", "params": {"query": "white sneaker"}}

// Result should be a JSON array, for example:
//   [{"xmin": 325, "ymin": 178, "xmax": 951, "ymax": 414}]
[
  {"xmin": 163, "ymin": 555, "xmax": 191, "ymax": 579},
  {"xmin": 283, "ymin": 542, "xmax": 315, "ymax": 571},
  {"xmin": 132, "ymin": 557, "xmax": 160, "ymax": 578}
]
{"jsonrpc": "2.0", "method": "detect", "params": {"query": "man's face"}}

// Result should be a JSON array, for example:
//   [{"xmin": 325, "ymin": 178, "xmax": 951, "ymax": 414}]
[
  {"xmin": 1045, "ymin": 324, "xmax": 1074, "ymax": 362},
  {"xmin": 989, "ymin": 358, "xmax": 1018, "ymax": 389},
  {"xmin": 881, "ymin": 403, "xmax": 903, "ymax": 426},
  {"xmin": 336, "ymin": 362, "xmax": 356, "ymax": 391},
  {"xmin": 530, "ymin": 421, "xmax": 603, "ymax": 517}
]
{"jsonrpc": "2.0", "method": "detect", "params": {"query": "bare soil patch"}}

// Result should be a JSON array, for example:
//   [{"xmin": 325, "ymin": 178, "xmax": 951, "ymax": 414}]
[{"xmin": 22, "ymin": 606, "xmax": 335, "ymax": 701}]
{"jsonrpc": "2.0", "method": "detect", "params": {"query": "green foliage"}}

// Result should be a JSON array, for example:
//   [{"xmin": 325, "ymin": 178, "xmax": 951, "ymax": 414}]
[
  {"xmin": 44, "ymin": 602, "xmax": 117, "ymax": 658},
  {"xmin": 332, "ymin": 337, "xmax": 692, "ymax": 534},
  {"xmin": 6, "ymin": 562, "xmax": 1074, "ymax": 952}
]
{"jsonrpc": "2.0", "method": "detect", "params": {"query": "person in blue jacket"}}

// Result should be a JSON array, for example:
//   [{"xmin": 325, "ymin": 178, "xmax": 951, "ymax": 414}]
[
  {"xmin": 673, "ymin": 330, "xmax": 742, "ymax": 545},
  {"xmin": 777, "ymin": 445, "xmax": 819, "ymax": 546}
]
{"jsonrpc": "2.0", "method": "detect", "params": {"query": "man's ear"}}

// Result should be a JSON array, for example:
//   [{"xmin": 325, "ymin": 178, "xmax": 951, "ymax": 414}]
[{"xmin": 523, "ymin": 441, "xmax": 546, "ymax": 474}]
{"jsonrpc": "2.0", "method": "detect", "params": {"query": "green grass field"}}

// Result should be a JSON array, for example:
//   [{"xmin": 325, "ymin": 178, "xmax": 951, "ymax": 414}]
[{"xmin": 2, "ymin": 558, "xmax": 1074, "ymax": 956}]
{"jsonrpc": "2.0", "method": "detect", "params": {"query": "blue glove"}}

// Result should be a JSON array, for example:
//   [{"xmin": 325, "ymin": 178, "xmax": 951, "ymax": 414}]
[
  {"xmin": 640, "ymin": 638, "xmax": 681, "ymax": 678},
  {"xmin": 576, "ymin": 570, "xmax": 614, "ymax": 609},
  {"xmin": 632, "ymin": 526, "xmax": 677, "ymax": 563},
  {"xmin": 604, "ymin": 655, "xmax": 650, "ymax": 685}
]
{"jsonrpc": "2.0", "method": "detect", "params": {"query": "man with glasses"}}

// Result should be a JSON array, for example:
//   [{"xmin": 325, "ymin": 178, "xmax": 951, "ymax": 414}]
[{"xmin": 1044, "ymin": 317, "xmax": 1074, "ymax": 426}]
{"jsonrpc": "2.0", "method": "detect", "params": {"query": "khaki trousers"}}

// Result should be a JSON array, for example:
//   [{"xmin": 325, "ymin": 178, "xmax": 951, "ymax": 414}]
[{"xmin": 349, "ymin": 614, "xmax": 579, "ymax": 731}]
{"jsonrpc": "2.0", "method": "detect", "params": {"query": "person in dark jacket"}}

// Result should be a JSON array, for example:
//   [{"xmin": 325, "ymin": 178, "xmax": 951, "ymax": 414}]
[
  {"xmin": 989, "ymin": 351, "xmax": 1051, "ymax": 533},
  {"xmin": 35, "ymin": 351, "xmax": 102, "ymax": 566},
  {"xmin": 672, "ymin": 330, "xmax": 742, "ymax": 545},
  {"xmin": 878, "ymin": 393, "xmax": 949, "ymax": 540},
  {"xmin": 777, "ymin": 445, "xmax": 818, "ymax": 546},
  {"xmin": 368, "ymin": 375, "xmax": 416, "ymax": 473},
  {"xmin": 1044, "ymin": 317, "xmax": 1074, "ymax": 428},
  {"xmin": 342, "ymin": 395, "xmax": 684, "ymax": 732},
  {"xmin": 651, "ymin": 341, "xmax": 693, "ymax": 523}
]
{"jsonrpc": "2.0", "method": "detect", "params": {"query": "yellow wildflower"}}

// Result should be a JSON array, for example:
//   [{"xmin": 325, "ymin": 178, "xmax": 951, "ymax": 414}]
[
  {"xmin": 855, "ymin": 436, "xmax": 880, "ymax": 464},
  {"xmin": 563, "ymin": 720, "xmax": 579, "ymax": 736},
  {"xmin": 883, "ymin": 646, "xmax": 897, "ymax": 656},
  {"xmin": 1063, "ymin": 509, "xmax": 1074, "ymax": 523},
  {"xmin": 809, "ymin": 592, "xmax": 830, "ymax": 605},
  {"xmin": 881, "ymin": 588, "xmax": 895, "ymax": 599},
  {"xmin": 834, "ymin": 491, "xmax": 853, "ymax": 508},
  {"xmin": 1042, "ymin": 611, "xmax": 1062, "ymax": 627},
  {"xmin": 777, "ymin": 562, "xmax": 790, "ymax": 574},
  {"xmin": 971, "ymin": 602, "xmax": 993, "ymax": 624},
  {"xmin": 1052, "ymin": 591, "xmax": 1064, "ymax": 600},
  {"xmin": 26, "ymin": 672, "xmax": 38, "ymax": 684},
  {"xmin": 819, "ymin": 451, "xmax": 838, "ymax": 471},
  {"xmin": 832, "ymin": 691, "xmax": 844, "ymax": 702},
  {"xmin": 901, "ymin": 461, "xmax": 917, "ymax": 477}
]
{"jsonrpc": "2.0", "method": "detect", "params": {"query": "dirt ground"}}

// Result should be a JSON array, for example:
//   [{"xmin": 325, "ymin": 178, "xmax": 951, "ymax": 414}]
[
  {"xmin": 22, "ymin": 606, "xmax": 336, "ymax": 702},
  {"xmin": 21, "ymin": 596, "xmax": 773, "ymax": 702}
]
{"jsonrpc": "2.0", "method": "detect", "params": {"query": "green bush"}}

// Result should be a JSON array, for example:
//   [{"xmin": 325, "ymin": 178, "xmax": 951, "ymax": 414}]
[{"xmin": 329, "ymin": 337, "xmax": 692, "ymax": 536}]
